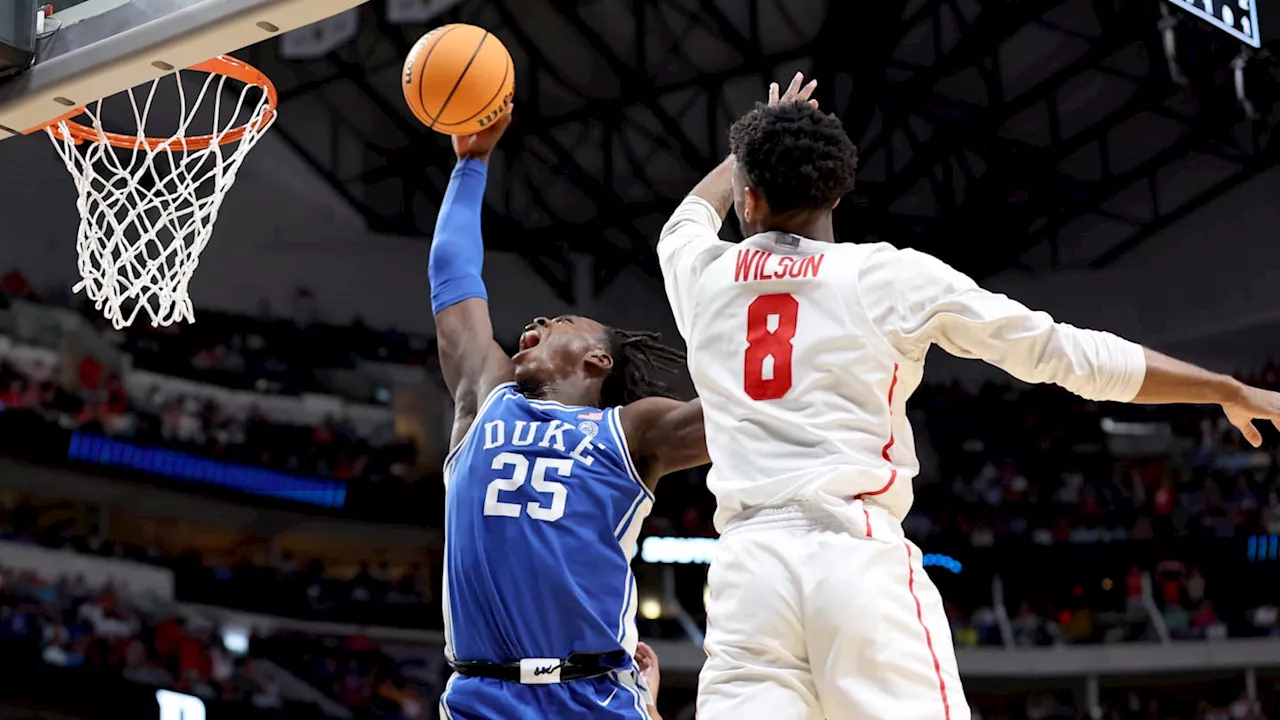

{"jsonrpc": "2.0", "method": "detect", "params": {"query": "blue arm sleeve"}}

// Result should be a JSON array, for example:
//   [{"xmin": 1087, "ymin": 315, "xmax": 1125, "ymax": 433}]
[{"xmin": 429, "ymin": 158, "xmax": 489, "ymax": 315}]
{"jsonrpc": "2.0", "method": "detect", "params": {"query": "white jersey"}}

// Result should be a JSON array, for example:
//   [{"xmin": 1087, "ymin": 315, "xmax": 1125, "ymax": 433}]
[{"xmin": 658, "ymin": 196, "xmax": 1148, "ymax": 531}]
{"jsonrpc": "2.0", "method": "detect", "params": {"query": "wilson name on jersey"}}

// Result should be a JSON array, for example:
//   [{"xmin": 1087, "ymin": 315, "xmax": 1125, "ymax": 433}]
[{"xmin": 442, "ymin": 383, "xmax": 652, "ymax": 667}]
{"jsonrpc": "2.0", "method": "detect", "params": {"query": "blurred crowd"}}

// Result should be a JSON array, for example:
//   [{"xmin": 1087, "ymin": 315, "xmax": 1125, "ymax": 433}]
[
  {"xmin": 908, "ymin": 376, "xmax": 1280, "ymax": 548},
  {"xmin": 0, "ymin": 353, "xmax": 419, "ymax": 486},
  {"xmin": 0, "ymin": 563, "xmax": 282, "ymax": 707},
  {"xmin": 1, "ymin": 270, "xmax": 425, "ymax": 487},
  {"xmin": 2, "ymin": 269, "xmax": 1280, "ymax": 719},
  {"xmin": 255, "ymin": 633, "xmax": 433, "ymax": 720},
  {"xmin": 0, "ymin": 497, "xmax": 442, "ymax": 631}
]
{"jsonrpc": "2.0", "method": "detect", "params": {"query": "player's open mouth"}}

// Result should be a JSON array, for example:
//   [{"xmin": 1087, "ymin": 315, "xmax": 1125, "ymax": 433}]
[{"xmin": 519, "ymin": 329, "xmax": 541, "ymax": 352}]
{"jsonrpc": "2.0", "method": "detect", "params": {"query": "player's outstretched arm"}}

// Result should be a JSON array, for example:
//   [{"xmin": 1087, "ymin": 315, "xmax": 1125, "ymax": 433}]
[
  {"xmin": 619, "ymin": 397, "xmax": 708, "ymax": 491},
  {"xmin": 861, "ymin": 246, "xmax": 1280, "ymax": 446},
  {"xmin": 1130, "ymin": 350, "xmax": 1280, "ymax": 447},
  {"xmin": 430, "ymin": 111, "xmax": 516, "ymax": 449}
]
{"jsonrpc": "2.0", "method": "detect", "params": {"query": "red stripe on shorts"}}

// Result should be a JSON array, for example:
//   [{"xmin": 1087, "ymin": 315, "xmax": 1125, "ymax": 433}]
[{"xmin": 905, "ymin": 542, "xmax": 951, "ymax": 720}]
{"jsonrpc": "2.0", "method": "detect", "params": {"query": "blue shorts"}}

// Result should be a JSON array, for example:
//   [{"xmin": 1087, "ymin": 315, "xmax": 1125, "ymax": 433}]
[{"xmin": 439, "ymin": 671, "xmax": 652, "ymax": 720}]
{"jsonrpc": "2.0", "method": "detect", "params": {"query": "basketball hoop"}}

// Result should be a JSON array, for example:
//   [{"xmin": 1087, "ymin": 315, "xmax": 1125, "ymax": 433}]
[{"xmin": 40, "ymin": 56, "xmax": 278, "ymax": 329}]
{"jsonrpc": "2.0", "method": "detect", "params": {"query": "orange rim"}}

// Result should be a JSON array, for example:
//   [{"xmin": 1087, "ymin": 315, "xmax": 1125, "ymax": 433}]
[{"xmin": 42, "ymin": 56, "xmax": 278, "ymax": 151}]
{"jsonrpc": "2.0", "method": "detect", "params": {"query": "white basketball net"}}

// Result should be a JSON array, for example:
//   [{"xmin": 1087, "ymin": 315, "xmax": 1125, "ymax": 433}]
[{"xmin": 45, "ymin": 68, "xmax": 276, "ymax": 329}]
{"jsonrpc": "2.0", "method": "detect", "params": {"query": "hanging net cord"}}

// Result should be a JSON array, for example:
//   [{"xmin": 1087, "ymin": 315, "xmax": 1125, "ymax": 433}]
[{"xmin": 46, "ymin": 69, "xmax": 275, "ymax": 329}]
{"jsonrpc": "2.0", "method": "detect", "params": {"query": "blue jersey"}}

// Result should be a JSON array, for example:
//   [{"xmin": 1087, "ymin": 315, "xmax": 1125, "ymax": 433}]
[{"xmin": 442, "ymin": 383, "xmax": 653, "ymax": 667}]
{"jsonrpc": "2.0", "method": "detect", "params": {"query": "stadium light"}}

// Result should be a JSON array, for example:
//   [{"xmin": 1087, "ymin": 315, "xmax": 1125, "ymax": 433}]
[{"xmin": 639, "ymin": 597, "xmax": 663, "ymax": 620}]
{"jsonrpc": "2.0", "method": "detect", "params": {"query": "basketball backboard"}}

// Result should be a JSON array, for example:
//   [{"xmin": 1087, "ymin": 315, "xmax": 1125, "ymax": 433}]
[{"xmin": 0, "ymin": 0, "xmax": 371, "ymax": 139}]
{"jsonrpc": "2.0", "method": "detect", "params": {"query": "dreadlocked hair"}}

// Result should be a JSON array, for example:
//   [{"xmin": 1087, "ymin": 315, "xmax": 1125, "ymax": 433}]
[
  {"xmin": 729, "ymin": 101, "xmax": 858, "ymax": 215},
  {"xmin": 600, "ymin": 327, "xmax": 686, "ymax": 407}
]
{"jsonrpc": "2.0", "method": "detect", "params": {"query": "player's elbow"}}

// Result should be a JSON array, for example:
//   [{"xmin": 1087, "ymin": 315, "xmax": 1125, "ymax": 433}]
[{"xmin": 1017, "ymin": 324, "xmax": 1145, "ymax": 402}]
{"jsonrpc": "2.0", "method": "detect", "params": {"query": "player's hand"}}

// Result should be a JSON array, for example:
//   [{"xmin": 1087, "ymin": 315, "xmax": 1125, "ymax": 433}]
[
  {"xmin": 635, "ymin": 641, "xmax": 661, "ymax": 703},
  {"xmin": 1221, "ymin": 383, "xmax": 1280, "ymax": 447},
  {"xmin": 768, "ymin": 72, "xmax": 818, "ymax": 109},
  {"xmin": 452, "ymin": 104, "xmax": 514, "ymax": 163}
]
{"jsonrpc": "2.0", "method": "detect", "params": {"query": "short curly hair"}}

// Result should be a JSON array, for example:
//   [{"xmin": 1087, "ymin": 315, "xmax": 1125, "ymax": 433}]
[{"xmin": 729, "ymin": 101, "xmax": 858, "ymax": 215}]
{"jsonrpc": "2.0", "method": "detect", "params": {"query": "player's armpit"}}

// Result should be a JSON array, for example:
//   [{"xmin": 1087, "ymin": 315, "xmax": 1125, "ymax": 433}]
[
  {"xmin": 434, "ymin": 299, "xmax": 513, "ymax": 430},
  {"xmin": 619, "ymin": 397, "xmax": 708, "ymax": 489}
]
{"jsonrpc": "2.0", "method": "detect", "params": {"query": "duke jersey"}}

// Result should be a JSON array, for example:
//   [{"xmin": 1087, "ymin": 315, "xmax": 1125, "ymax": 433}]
[
  {"xmin": 657, "ymin": 196, "xmax": 1146, "ymax": 532},
  {"xmin": 441, "ymin": 382, "xmax": 653, "ymax": 667}
]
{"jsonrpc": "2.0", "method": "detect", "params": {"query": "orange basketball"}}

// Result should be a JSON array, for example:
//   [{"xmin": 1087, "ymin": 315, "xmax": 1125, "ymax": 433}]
[{"xmin": 402, "ymin": 24, "xmax": 514, "ymax": 136}]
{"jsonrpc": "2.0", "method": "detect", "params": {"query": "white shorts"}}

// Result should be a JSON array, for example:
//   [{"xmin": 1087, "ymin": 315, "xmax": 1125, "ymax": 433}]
[{"xmin": 698, "ymin": 501, "xmax": 968, "ymax": 720}]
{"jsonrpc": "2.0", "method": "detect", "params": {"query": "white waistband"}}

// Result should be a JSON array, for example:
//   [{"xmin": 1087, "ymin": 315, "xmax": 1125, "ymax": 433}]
[
  {"xmin": 519, "ymin": 658, "xmax": 566, "ymax": 685},
  {"xmin": 723, "ymin": 502, "xmax": 848, "ymax": 533},
  {"xmin": 721, "ymin": 499, "xmax": 898, "ymax": 539}
]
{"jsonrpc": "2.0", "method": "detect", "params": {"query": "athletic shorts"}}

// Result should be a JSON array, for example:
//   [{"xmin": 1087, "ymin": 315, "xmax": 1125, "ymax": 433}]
[{"xmin": 698, "ymin": 501, "xmax": 969, "ymax": 720}]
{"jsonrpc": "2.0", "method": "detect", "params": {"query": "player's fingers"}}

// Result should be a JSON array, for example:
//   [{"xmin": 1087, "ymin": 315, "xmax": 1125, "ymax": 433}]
[
  {"xmin": 495, "ymin": 107, "xmax": 514, "ymax": 130},
  {"xmin": 809, "ymin": 99, "xmax": 819, "ymax": 108},
  {"xmin": 785, "ymin": 72, "xmax": 803, "ymax": 99},
  {"xmin": 768, "ymin": 82, "xmax": 779, "ymax": 105},
  {"xmin": 1234, "ymin": 418, "xmax": 1263, "ymax": 448},
  {"xmin": 799, "ymin": 79, "xmax": 818, "ymax": 100}
]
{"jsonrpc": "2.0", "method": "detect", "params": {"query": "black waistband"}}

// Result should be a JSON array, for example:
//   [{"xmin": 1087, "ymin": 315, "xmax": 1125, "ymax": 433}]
[{"xmin": 451, "ymin": 652, "xmax": 620, "ymax": 684}]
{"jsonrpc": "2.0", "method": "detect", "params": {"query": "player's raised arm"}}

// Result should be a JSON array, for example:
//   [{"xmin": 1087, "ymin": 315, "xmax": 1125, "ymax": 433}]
[
  {"xmin": 861, "ymin": 246, "xmax": 1280, "ymax": 446},
  {"xmin": 656, "ymin": 73, "xmax": 818, "ymax": 341},
  {"xmin": 429, "ymin": 111, "xmax": 516, "ymax": 448}
]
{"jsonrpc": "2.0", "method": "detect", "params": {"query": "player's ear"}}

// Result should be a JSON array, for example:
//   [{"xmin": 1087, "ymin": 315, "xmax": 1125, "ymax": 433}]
[
  {"xmin": 744, "ymin": 186, "xmax": 766, "ymax": 224},
  {"xmin": 586, "ymin": 349, "xmax": 613, "ymax": 375},
  {"xmin": 832, "ymin": 196, "xmax": 842, "ymax": 209}
]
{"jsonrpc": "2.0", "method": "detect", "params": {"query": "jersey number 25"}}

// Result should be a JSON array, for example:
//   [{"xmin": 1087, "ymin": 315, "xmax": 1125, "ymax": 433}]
[
  {"xmin": 744, "ymin": 293, "xmax": 799, "ymax": 401},
  {"xmin": 484, "ymin": 452, "xmax": 570, "ymax": 522}
]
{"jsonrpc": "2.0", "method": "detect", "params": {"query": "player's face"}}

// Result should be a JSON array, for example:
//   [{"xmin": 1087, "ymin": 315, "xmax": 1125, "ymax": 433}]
[{"xmin": 513, "ymin": 315, "xmax": 613, "ymax": 384}]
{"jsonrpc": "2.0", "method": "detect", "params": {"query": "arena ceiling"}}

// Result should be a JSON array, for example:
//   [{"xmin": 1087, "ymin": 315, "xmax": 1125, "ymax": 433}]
[{"xmin": 241, "ymin": 0, "xmax": 1280, "ymax": 303}]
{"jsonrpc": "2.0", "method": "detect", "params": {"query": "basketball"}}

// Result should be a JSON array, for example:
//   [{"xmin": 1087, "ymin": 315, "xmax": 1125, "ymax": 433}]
[{"xmin": 402, "ymin": 24, "xmax": 514, "ymax": 136}]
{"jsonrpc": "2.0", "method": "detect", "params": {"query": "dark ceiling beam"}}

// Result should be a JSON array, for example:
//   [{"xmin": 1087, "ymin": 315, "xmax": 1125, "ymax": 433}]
[
  {"xmin": 1088, "ymin": 132, "xmax": 1279, "ymax": 268},
  {"xmin": 978, "ymin": 104, "xmax": 1252, "ymax": 278},
  {"xmin": 325, "ymin": 38, "xmax": 579, "ymax": 302},
  {"xmin": 866, "ymin": 2, "xmax": 1151, "ymax": 210},
  {"xmin": 523, "ymin": 0, "xmax": 712, "ymax": 169},
  {"xmin": 855, "ymin": 0, "xmax": 1075, "ymax": 160}
]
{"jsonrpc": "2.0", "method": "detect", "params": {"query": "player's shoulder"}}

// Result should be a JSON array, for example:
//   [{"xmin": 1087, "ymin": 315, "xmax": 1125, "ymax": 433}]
[
  {"xmin": 810, "ymin": 240, "xmax": 911, "ymax": 275},
  {"xmin": 852, "ymin": 242, "xmax": 959, "ymax": 275}
]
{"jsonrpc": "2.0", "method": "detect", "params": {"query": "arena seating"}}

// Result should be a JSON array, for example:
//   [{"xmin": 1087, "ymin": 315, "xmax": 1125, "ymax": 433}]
[{"xmin": 0, "ymin": 271, "xmax": 1278, "ymax": 719}]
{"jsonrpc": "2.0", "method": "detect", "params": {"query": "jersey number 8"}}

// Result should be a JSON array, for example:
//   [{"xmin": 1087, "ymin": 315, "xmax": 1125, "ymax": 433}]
[
  {"xmin": 484, "ymin": 452, "xmax": 570, "ymax": 522},
  {"xmin": 744, "ymin": 293, "xmax": 799, "ymax": 401}
]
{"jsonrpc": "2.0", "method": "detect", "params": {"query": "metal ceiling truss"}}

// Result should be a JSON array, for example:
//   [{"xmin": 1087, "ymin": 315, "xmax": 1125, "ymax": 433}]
[
  {"xmin": 245, "ymin": 0, "xmax": 848, "ymax": 302},
  {"xmin": 248, "ymin": 0, "xmax": 1280, "ymax": 301},
  {"xmin": 839, "ymin": 0, "xmax": 1280, "ymax": 278}
]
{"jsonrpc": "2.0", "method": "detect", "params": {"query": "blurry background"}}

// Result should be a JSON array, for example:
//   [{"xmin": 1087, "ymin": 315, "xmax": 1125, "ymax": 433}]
[{"xmin": 0, "ymin": 0, "xmax": 1279, "ymax": 718}]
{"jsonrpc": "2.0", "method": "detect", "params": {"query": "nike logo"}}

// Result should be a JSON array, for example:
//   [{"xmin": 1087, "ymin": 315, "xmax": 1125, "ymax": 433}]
[
  {"xmin": 533, "ymin": 665, "xmax": 557, "ymax": 676},
  {"xmin": 599, "ymin": 688, "xmax": 618, "ymax": 706}
]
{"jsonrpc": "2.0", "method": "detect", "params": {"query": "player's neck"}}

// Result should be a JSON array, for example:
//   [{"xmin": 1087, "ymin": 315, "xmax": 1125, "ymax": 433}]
[
  {"xmin": 519, "ymin": 377, "xmax": 599, "ymax": 407},
  {"xmin": 755, "ymin": 213, "xmax": 835, "ymax": 243}
]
